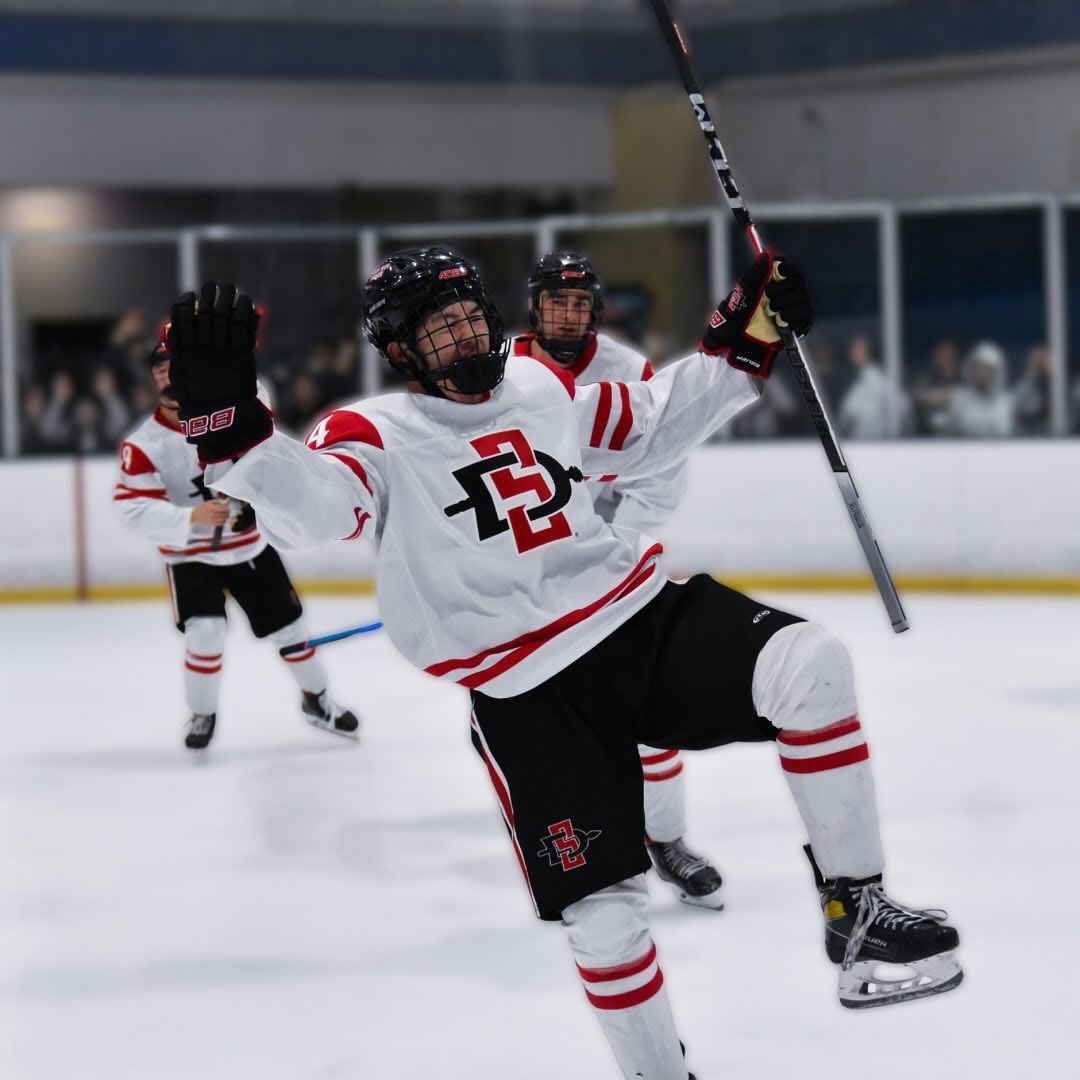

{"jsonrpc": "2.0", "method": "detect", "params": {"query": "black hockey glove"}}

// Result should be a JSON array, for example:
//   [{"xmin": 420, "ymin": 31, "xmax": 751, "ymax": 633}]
[
  {"xmin": 701, "ymin": 253, "xmax": 813, "ymax": 378},
  {"xmin": 167, "ymin": 282, "xmax": 273, "ymax": 464},
  {"xmin": 230, "ymin": 501, "xmax": 256, "ymax": 534}
]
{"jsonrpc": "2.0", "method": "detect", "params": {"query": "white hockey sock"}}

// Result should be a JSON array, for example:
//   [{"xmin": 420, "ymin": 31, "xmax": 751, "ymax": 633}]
[
  {"xmin": 639, "ymin": 745, "xmax": 687, "ymax": 842},
  {"xmin": 270, "ymin": 617, "xmax": 328, "ymax": 695},
  {"xmin": 753, "ymin": 622, "xmax": 884, "ymax": 880},
  {"xmin": 183, "ymin": 616, "xmax": 225, "ymax": 716},
  {"xmin": 562, "ymin": 876, "xmax": 688, "ymax": 1080}
]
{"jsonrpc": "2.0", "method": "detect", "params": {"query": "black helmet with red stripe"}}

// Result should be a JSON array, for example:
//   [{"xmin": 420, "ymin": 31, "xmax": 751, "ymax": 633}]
[
  {"xmin": 363, "ymin": 245, "xmax": 509, "ymax": 397},
  {"xmin": 527, "ymin": 251, "xmax": 604, "ymax": 363}
]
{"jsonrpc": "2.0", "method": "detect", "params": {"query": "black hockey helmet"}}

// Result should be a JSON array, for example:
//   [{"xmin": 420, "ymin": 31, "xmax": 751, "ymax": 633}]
[
  {"xmin": 527, "ymin": 251, "xmax": 604, "ymax": 363},
  {"xmin": 146, "ymin": 337, "xmax": 170, "ymax": 369},
  {"xmin": 362, "ymin": 245, "xmax": 509, "ymax": 397}
]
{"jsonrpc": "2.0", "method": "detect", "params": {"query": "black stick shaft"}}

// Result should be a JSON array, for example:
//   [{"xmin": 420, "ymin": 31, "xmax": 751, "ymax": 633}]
[{"xmin": 645, "ymin": 0, "xmax": 908, "ymax": 632}]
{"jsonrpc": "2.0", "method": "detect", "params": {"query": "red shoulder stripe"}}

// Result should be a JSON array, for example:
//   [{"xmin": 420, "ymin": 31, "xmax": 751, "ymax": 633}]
[
  {"xmin": 305, "ymin": 409, "xmax": 383, "ymax": 452},
  {"xmin": 589, "ymin": 383, "xmax": 613, "ymax": 448},
  {"xmin": 641, "ymin": 360, "xmax": 655, "ymax": 380},
  {"xmin": 609, "ymin": 383, "xmax": 633, "ymax": 450},
  {"xmin": 120, "ymin": 441, "xmax": 156, "ymax": 477}
]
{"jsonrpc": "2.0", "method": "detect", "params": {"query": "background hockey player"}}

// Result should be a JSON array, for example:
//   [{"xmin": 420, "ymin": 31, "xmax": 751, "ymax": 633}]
[
  {"xmin": 167, "ymin": 252, "xmax": 961, "ymax": 1080},
  {"xmin": 114, "ymin": 341, "xmax": 358, "ymax": 750},
  {"xmin": 515, "ymin": 250, "xmax": 721, "ymax": 910}
]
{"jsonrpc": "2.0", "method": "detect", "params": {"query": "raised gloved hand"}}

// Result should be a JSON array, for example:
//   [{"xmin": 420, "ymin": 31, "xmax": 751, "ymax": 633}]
[
  {"xmin": 167, "ymin": 282, "xmax": 272, "ymax": 464},
  {"xmin": 701, "ymin": 252, "xmax": 813, "ymax": 378}
]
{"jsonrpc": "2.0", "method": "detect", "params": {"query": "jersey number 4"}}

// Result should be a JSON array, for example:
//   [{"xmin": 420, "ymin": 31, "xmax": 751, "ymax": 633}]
[{"xmin": 444, "ymin": 429, "xmax": 582, "ymax": 554}]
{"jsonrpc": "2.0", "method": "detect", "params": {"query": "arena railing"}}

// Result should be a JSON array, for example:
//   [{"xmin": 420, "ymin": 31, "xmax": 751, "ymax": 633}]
[{"xmin": 0, "ymin": 193, "xmax": 1073, "ymax": 457}]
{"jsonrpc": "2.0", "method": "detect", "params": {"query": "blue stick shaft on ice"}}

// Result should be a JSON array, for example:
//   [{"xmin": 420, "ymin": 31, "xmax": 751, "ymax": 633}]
[{"xmin": 279, "ymin": 621, "xmax": 384, "ymax": 656}]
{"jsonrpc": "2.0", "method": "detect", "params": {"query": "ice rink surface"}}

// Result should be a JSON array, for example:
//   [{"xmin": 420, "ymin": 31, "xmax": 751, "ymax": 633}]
[{"xmin": 2, "ymin": 589, "xmax": 1077, "ymax": 1079}]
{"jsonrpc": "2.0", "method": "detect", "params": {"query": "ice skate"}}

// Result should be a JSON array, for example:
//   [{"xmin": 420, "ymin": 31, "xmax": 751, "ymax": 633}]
[
  {"xmin": 805, "ymin": 845, "xmax": 962, "ymax": 1009},
  {"xmin": 302, "ymin": 690, "xmax": 359, "ymax": 739},
  {"xmin": 648, "ymin": 838, "xmax": 724, "ymax": 910},
  {"xmin": 183, "ymin": 712, "xmax": 216, "ymax": 751}
]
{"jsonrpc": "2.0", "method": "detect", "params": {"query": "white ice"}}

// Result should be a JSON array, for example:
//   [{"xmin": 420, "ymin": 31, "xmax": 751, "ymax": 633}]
[{"xmin": 2, "ymin": 591, "xmax": 1077, "ymax": 1079}]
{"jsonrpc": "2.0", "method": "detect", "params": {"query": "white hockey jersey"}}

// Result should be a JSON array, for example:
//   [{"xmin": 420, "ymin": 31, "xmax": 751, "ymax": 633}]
[
  {"xmin": 114, "ymin": 407, "xmax": 268, "ymax": 566},
  {"xmin": 205, "ymin": 351, "xmax": 758, "ymax": 698},
  {"xmin": 511, "ymin": 333, "xmax": 689, "ymax": 534}
]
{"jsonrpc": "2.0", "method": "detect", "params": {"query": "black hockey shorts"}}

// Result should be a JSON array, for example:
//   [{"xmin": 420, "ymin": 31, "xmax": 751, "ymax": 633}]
[
  {"xmin": 469, "ymin": 574, "xmax": 804, "ymax": 921},
  {"xmin": 167, "ymin": 546, "xmax": 303, "ymax": 638}
]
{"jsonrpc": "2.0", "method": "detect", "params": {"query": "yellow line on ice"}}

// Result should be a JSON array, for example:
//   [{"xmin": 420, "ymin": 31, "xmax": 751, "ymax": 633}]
[{"xmin": 1, "ymin": 576, "xmax": 1079, "ymax": 605}]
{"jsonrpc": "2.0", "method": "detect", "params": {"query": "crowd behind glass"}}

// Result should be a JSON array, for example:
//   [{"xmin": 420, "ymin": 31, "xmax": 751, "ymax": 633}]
[{"xmin": 14, "ymin": 301, "xmax": 1068, "ymax": 456}]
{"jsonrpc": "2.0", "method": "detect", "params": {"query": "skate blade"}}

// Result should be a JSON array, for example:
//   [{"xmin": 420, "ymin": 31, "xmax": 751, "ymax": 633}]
[
  {"xmin": 838, "ymin": 951, "xmax": 963, "ymax": 1009},
  {"xmin": 676, "ymin": 888, "xmax": 725, "ymax": 911},
  {"xmin": 304, "ymin": 716, "xmax": 360, "ymax": 741}
]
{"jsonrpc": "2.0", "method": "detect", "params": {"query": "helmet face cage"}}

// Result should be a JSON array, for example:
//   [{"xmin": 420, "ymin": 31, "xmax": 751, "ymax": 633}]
[
  {"xmin": 528, "ymin": 252, "xmax": 604, "ymax": 363},
  {"xmin": 364, "ymin": 247, "xmax": 509, "ymax": 397}
]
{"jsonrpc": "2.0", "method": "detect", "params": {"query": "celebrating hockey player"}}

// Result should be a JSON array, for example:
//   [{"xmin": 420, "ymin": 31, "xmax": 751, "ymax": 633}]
[
  {"xmin": 166, "ymin": 252, "xmax": 961, "ymax": 1079},
  {"xmin": 516, "ymin": 251, "xmax": 721, "ymax": 910},
  {"xmin": 114, "ymin": 341, "xmax": 359, "ymax": 750}
]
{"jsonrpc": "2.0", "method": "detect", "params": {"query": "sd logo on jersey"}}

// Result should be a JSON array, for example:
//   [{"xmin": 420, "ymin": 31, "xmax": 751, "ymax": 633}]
[
  {"xmin": 444, "ymin": 428, "xmax": 582, "ymax": 554},
  {"xmin": 537, "ymin": 818, "xmax": 602, "ymax": 872}
]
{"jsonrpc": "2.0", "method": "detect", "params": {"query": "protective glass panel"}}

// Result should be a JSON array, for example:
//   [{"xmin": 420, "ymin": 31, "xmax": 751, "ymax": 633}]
[
  {"xmin": 1067, "ymin": 208, "xmax": 1080, "ymax": 433},
  {"xmin": 901, "ymin": 208, "xmax": 1045, "ymax": 437},
  {"xmin": 15, "ymin": 240, "xmax": 178, "ymax": 456},
  {"xmin": 198, "ymin": 238, "xmax": 360, "ymax": 437},
  {"xmin": 729, "ymin": 217, "xmax": 881, "ymax": 439}
]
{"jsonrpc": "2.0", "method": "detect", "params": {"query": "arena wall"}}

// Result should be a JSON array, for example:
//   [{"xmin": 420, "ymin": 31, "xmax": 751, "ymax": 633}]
[{"xmin": 2, "ymin": 440, "xmax": 1076, "ymax": 600}]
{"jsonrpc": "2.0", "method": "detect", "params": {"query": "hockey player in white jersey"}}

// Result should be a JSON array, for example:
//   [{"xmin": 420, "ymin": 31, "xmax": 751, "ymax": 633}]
[
  {"xmin": 114, "ymin": 342, "xmax": 358, "ymax": 750},
  {"xmin": 515, "ymin": 250, "xmax": 721, "ymax": 910},
  {"xmin": 167, "ymin": 252, "xmax": 961, "ymax": 1079}
]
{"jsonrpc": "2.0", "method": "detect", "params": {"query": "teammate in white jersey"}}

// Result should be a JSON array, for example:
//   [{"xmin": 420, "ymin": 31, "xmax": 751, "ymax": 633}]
[
  {"xmin": 515, "ymin": 250, "xmax": 721, "ymax": 910},
  {"xmin": 167, "ymin": 252, "xmax": 961, "ymax": 1079},
  {"xmin": 114, "ymin": 342, "xmax": 358, "ymax": 750}
]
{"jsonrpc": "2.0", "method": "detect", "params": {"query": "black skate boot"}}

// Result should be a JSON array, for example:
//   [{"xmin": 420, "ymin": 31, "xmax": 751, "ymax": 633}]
[
  {"xmin": 647, "ymin": 838, "xmax": 724, "ymax": 910},
  {"xmin": 184, "ymin": 712, "xmax": 216, "ymax": 751},
  {"xmin": 302, "ymin": 690, "xmax": 359, "ymax": 739},
  {"xmin": 805, "ymin": 845, "xmax": 962, "ymax": 1008}
]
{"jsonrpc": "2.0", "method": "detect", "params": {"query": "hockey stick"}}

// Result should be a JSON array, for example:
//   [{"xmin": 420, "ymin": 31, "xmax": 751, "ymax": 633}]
[
  {"xmin": 279, "ymin": 620, "xmax": 384, "ymax": 657},
  {"xmin": 645, "ymin": 0, "xmax": 908, "ymax": 633}
]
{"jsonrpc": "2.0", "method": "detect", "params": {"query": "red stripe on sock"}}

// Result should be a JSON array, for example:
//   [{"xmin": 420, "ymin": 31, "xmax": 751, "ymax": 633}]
[
  {"xmin": 185, "ymin": 661, "xmax": 222, "ymax": 674},
  {"xmin": 185, "ymin": 651, "xmax": 222, "ymax": 661},
  {"xmin": 639, "ymin": 749, "xmax": 678, "ymax": 766},
  {"xmin": 778, "ymin": 715, "xmax": 860, "ymax": 746},
  {"xmin": 577, "ymin": 944, "xmax": 657, "ymax": 984},
  {"xmin": 780, "ymin": 744, "xmax": 869, "ymax": 774},
  {"xmin": 643, "ymin": 763, "xmax": 683, "ymax": 782},
  {"xmin": 585, "ymin": 968, "xmax": 665, "ymax": 1010}
]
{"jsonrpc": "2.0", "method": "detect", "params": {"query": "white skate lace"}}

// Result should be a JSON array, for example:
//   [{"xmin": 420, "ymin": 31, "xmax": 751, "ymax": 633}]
[
  {"xmin": 188, "ymin": 715, "xmax": 212, "ymax": 735},
  {"xmin": 842, "ymin": 883, "xmax": 949, "ymax": 970},
  {"xmin": 659, "ymin": 841, "xmax": 707, "ymax": 879}
]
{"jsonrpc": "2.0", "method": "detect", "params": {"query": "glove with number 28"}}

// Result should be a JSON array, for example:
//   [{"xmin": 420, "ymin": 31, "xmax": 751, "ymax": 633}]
[
  {"xmin": 701, "ymin": 252, "xmax": 813, "ymax": 378},
  {"xmin": 167, "ymin": 281, "xmax": 273, "ymax": 464}
]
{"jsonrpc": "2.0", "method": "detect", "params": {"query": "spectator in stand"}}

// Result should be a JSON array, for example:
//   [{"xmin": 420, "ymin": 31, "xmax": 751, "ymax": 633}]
[
  {"xmin": 20, "ymin": 384, "xmax": 50, "ymax": 454},
  {"xmin": 91, "ymin": 365, "xmax": 133, "ymax": 445},
  {"xmin": 277, "ymin": 371, "xmax": 325, "ymax": 435},
  {"xmin": 71, "ymin": 396, "xmax": 107, "ymax": 455},
  {"xmin": 912, "ymin": 338, "xmax": 962, "ymax": 435},
  {"xmin": 837, "ymin": 335, "xmax": 912, "ymax": 439},
  {"xmin": 35, "ymin": 370, "xmax": 77, "ymax": 451},
  {"xmin": 943, "ymin": 340, "xmax": 1014, "ymax": 438},
  {"xmin": 322, "ymin": 334, "xmax": 360, "ymax": 403},
  {"xmin": 1013, "ymin": 345, "xmax": 1052, "ymax": 435}
]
